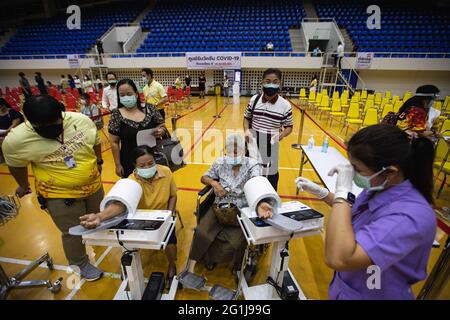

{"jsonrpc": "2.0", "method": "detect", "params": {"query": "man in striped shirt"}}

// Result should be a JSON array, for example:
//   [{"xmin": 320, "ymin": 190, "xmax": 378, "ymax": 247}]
[{"xmin": 243, "ymin": 68, "xmax": 293, "ymax": 190}]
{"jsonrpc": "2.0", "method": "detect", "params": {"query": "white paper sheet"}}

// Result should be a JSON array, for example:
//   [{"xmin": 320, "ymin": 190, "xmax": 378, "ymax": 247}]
[{"xmin": 136, "ymin": 128, "xmax": 157, "ymax": 148}]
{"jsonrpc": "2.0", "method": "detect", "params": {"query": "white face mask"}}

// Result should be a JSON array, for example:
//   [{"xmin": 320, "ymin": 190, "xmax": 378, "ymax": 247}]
[{"xmin": 225, "ymin": 155, "xmax": 243, "ymax": 166}]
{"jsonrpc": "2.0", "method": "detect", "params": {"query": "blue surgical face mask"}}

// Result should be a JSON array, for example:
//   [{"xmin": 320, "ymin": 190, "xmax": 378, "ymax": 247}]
[
  {"xmin": 137, "ymin": 166, "xmax": 157, "ymax": 179},
  {"xmin": 225, "ymin": 156, "xmax": 243, "ymax": 166},
  {"xmin": 353, "ymin": 167, "xmax": 388, "ymax": 191},
  {"xmin": 120, "ymin": 95, "xmax": 137, "ymax": 108}
]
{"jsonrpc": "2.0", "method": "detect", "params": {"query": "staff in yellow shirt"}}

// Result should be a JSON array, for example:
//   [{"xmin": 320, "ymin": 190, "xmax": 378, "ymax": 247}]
[
  {"xmin": 2, "ymin": 95, "xmax": 105, "ymax": 282},
  {"xmin": 80, "ymin": 145, "xmax": 178, "ymax": 287},
  {"xmin": 141, "ymin": 68, "xmax": 169, "ymax": 120}
]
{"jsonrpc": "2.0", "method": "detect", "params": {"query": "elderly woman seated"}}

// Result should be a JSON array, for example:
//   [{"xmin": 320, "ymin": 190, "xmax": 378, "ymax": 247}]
[
  {"xmin": 188, "ymin": 133, "xmax": 273, "ymax": 274},
  {"xmin": 79, "ymin": 145, "xmax": 178, "ymax": 287}
]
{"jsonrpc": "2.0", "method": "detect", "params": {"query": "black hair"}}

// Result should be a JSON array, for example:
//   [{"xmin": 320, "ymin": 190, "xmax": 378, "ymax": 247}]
[
  {"xmin": 22, "ymin": 95, "xmax": 64, "ymax": 125},
  {"xmin": 131, "ymin": 145, "xmax": 155, "ymax": 166},
  {"xmin": 84, "ymin": 75, "xmax": 91, "ymax": 81},
  {"xmin": 106, "ymin": 72, "xmax": 117, "ymax": 78},
  {"xmin": 18, "ymin": 72, "xmax": 25, "ymax": 77},
  {"xmin": 262, "ymin": 68, "xmax": 282, "ymax": 80},
  {"xmin": 347, "ymin": 124, "xmax": 435, "ymax": 204},
  {"xmin": 141, "ymin": 68, "xmax": 154, "ymax": 78},
  {"xmin": 35, "ymin": 72, "xmax": 42, "ymax": 77},
  {"xmin": 80, "ymin": 93, "xmax": 91, "ymax": 101},
  {"xmin": 398, "ymin": 84, "xmax": 440, "ymax": 114},
  {"xmin": 0, "ymin": 97, "xmax": 11, "ymax": 109},
  {"xmin": 46, "ymin": 81, "xmax": 52, "ymax": 86},
  {"xmin": 61, "ymin": 74, "xmax": 65, "ymax": 78},
  {"xmin": 116, "ymin": 79, "xmax": 142, "ymax": 110},
  {"xmin": 68, "ymin": 74, "xmax": 74, "ymax": 80}
]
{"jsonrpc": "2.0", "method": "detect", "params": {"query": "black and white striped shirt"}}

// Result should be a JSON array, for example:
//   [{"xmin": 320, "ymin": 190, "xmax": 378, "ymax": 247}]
[{"xmin": 244, "ymin": 94, "xmax": 294, "ymax": 135}]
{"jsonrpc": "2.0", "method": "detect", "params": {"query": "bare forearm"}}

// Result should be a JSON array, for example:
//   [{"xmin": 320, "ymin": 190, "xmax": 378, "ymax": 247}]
[
  {"xmin": 8, "ymin": 166, "xmax": 29, "ymax": 188},
  {"xmin": 279, "ymin": 126, "xmax": 293, "ymax": 140},
  {"xmin": 325, "ymin": 202, "xmax": 356, "ymax": 266},
  {"xmin": 110, "ymin": 140, "xmax": 121, "ymax": 166},
  {"xmin": 167, "ymin": 195, "xmax": 177, "ymax": 213},
  {"xmin": 156, "ymin": 96, "xmax": 168, "ymax": 107},
  {"xmin": 243, "ymin": 118, "xmax": 250, "ymax": 131},
  {"xmin": 93, "ymin": 144, "xmax": 102, "ymax": 161},
  {"xmin": 201, "ymin": 175, "xmax": 217, "ymax": 187},
  {"xmin": 97, "ymin": 202, "xmax": 126, "ymax": 222}
]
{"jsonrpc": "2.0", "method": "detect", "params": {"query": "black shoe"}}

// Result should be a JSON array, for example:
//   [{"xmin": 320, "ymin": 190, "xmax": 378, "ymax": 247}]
[{"xmin": 205, "ymin": 262, "xmax": 216, "ymax": 271}]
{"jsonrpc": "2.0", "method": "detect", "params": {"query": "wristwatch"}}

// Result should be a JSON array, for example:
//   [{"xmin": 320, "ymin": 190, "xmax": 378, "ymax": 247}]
[
  {"xmin": 333, "ymin": 192, "xmax": 355, "ymax": 207},
  {"xmin": 97, "ymin": 159, "xmax": 104, "ymax": 165}
]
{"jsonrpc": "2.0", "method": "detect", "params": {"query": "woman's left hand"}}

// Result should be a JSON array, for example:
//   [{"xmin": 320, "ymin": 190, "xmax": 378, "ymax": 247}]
[
  {"xmin": 257, "ymin": 201, "xmax": 273, "ymax": 219},
  {"xmin": 152, "ymin": 126, "xmax": 165, "ymax": 138}
]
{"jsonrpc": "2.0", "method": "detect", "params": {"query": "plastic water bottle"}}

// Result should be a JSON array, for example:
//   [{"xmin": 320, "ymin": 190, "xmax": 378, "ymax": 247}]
[
  {"xmin": 321, "ymin": 136, "xmax": 329, "ymax": 153},
  {"xmin": 308, "ymin": 135, "xmax": 315, "ymax": 150}
]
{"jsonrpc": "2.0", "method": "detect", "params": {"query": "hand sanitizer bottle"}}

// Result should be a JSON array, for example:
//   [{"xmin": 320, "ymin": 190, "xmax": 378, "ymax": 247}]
[
  {"xmin": 321, "ymin": 136, "xmax": 329, "ymax": 153},
  {"xmin": 308, "ymin": 135, "xmax": 315, "ymax": 150}
]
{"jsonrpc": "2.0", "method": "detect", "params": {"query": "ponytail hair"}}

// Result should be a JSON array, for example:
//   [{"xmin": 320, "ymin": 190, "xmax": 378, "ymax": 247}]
[{"xmin": 347, "ymin": 124, "xmax": 435, "ymax": 203}]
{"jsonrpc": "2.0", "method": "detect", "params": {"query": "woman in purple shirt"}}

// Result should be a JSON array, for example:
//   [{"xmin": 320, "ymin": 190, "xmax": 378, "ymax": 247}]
[{"xmin": 296, "ymin": 124, "xmax": 436, "ymax": 299}]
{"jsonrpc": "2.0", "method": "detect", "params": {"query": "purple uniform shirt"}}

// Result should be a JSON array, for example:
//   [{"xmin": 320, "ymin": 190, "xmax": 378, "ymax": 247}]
[{"xmin": 328, "ymin": 180, "xmax": 436, "ymax": 300}]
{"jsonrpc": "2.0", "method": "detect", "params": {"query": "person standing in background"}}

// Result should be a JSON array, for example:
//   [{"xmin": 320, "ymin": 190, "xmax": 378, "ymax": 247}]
[
  {"xmin": 101, "ymin": 72, "xmax": 118, "ymax": 111},
  {"xmin": 310, "ymin": 74, "xmax": 318, "ymax": 93},
  {"xmin": 60, "ymin": 75, "xmax": 69, "ymax": 94},
  {"xmin": 198, "ymin": 72, "xmax": 206, "ymax": 99},
  {"xmin": 223, "ymin": 76, "xmax": 230, "ymax": 103},
  {"xmin": 35, "ymin": 72, "xmax": 47, "ymax": 95},
  {"xmin": 68, "ymin": 75, "xmax": 76, "ymax": 92},
  {"xmin": 184, "ymin": 75, "xmax": 191, "ymax": 89},
  {"xmin": 74, "ymin": 75, "xmax": 83, "ymax": 95},
  {"xmin": 83, "ymin": 75, "xmax": 94, "ymax": 94},
  {"xmin": 335, "ymin": 42, "xmax": 344, "ymax": 69},
  {"xmin": 19, "ymin": 72, "xmax": 32, "ymax": 98},
  {"xmin": 141, "ymin": 68, "xmax": 169, "ymax": 120}
]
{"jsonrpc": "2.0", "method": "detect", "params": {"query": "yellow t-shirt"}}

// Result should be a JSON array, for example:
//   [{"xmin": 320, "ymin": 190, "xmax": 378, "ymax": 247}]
[
  {"xmin": 128, "ymin": 165, "xmax": 177, "ymax": 210},
  {"xmin": 143, "ymin": 80, "xmax": 167, "ymax": 110},
  {"xmin": 2, "ymin": 112, "xmax": 102, "ymax": 199}
]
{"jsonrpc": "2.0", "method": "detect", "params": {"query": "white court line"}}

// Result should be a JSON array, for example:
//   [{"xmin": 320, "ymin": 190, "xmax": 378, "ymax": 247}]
[{"xmin": 65, "ymin": 246, "xmax": 114, "ymax": 300}]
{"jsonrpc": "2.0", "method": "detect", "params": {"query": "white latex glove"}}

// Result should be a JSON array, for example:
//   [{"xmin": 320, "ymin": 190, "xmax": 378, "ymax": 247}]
[
  {"xmin": 295, "ymin": 177, "xmax": 329, "ymax": 199},
  {"xmin": 328, "ymin": 164, "xmax": 354, "ymax": 200},
  {"xmin": 270, "ymin": 133, "xmax": 280, "ymax": 145}
]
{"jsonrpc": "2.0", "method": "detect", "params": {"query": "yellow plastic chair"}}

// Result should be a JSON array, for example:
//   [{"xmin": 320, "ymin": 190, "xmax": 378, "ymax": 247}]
[
  {"xmin": 298, "ymin": 88, "xmax": 307, "ymax": 105},
  {"xmin": 380, "ymin": 104, "xmax": 394, "ymax": 120},
  {"xmin": 341, "ymin": 93, "xmax": 349, "ymax": 110},
  {"xmin": 329, "ymin": 99, "xmax": 346, "ymax": 127},
  {"xmin": 332, "ymin": 91, "xmax": 340, "ymax": 100},
  {"xmin": 392, "ymin": 95, "xmax": 400, "ymax": 105},
  {"xmin": 367, "ymin": 94, "xmax": 375, "ymax": 101},
  {"xmin": 393, "ymin": 100, "xmax": 403, "ymax": 113},
  {"xmin": 374, "ymin": 92, "xmax": 382, "ymax": 106},
  {"xmin": 433, "ymin": 136, "xmax": 450, "ymax": 198},
  {"xmin": 341, "ymin": 102, "xmax": 363, "ymax": 135},
  {"xmin": 350, "ymin": 95, "xmax": 360, "ymax": 105},
  {"xmin": 363, "ymin": 99, "xmax": 375, "ymax": 113},
  {"xmin": 403, "ymin": 91, "xmax": 412, "ymax": 102},
  {"xmin": 360, "ymin": 90, "xmax": 368, "ymax": 101},
  {"xmin": 318, "ymin": 95, "xmax": 331, "ymax": 120},
  {"xmin": 440, "ymin": 119, "xmax": 450, "ymax": 135},
  {"xmin": 380, "ymin": 97, "xmax": 390, "ymax": 113},
  {"xmin": 322, "ymin": 88, "xmax": 328, "ymax": 96},
  {"xmin": 385, "ymin": 91, "xmax": 392, "ymax": 100},
  {"xmin": 361, "ymin": 108, "xmax": 379, "ymax": 128},
  {"xmin": 307, "ymin": 91, "xmax": 316, "ymax": 110},
  {"xmin": 312, "ymin": 93, "xmax": 323, "ymax": 113}
]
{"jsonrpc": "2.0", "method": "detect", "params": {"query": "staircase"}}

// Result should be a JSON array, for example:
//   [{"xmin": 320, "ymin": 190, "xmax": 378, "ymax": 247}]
[
  {"xmin": 129, "ymin": 31, "xmax": 149, "ymax": 52},
  {"xmin": 303, "ymin": 0, "xmax": 318, "ymax": 18},
  {"xmin": 289, "ymin": 28, "xmax": 306, "ymax": 52},
  {"xmin": 133, "ymin": 0, "xmax": 157, "ymax": 25},
  {"xmin": 339, "ymin": 27, "xmax": 355, "ymax": 52},
  {"xmin": 0, "ymin": 28, "xmax": 16, "ymax": 49}
]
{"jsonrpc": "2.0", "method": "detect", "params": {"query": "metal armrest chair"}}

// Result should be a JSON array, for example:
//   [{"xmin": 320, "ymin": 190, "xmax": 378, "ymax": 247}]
[{"xmin": 0, "ymin": 195, "xmax": 62, "ymax": 300}]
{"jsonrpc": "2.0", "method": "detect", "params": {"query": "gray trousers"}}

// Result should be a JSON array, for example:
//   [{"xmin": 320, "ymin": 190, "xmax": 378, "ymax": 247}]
[{"xmin": 46, "ymin": 187, "xmax": 104, "ymax": 266}]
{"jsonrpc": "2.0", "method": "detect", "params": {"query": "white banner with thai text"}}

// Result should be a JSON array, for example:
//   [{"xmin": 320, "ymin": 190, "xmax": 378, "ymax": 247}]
[
  {"xmin": 186, "ymin": 52, "xmax": 241, "ymax": 69},
  {"xmin": 356, "ymin": 52, "xmax": 373, "ymax": 69}
]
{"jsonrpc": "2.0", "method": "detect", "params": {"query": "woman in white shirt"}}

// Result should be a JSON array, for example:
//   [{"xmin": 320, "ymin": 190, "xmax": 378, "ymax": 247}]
[{"xmin": 83, "ymin": 75, "xmax": 94, "ymax": 94}]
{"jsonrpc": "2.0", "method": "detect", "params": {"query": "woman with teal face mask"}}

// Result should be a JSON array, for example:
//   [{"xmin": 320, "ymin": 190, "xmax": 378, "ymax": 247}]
[
  {"xmin": 108, "ymin": 79, "xmax": 166, "ymax": 178},
  {"xmin": 80, "ymin": 145, "xmax": 179, "ymax": 287},
  {"xmin": 295, "ymin": 124, "xmax": 436, "ymax": 300}
]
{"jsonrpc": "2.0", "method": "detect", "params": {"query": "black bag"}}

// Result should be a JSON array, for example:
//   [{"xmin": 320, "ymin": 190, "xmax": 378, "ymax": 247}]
[
  {"xmin": 381, "ymin": 111, "xmax": 399, "ymax": 125},
  {"xmin": 154, "ymin": 127, "xmax": 186, "ymax": 172}
]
